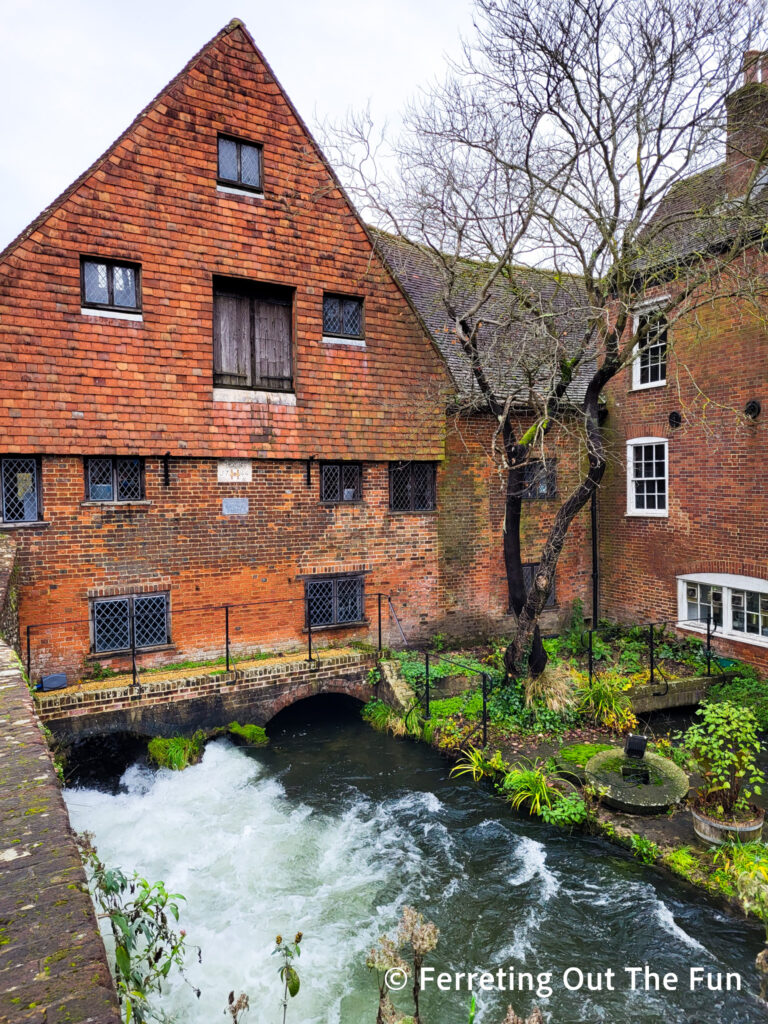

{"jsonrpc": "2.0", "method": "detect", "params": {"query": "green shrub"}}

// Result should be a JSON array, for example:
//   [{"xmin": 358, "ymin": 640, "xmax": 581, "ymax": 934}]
[
  {"xmin": 707, "ymin": 669, "xmax": 768, "ymax": 730},
  {"xmin": 501, "ymin": 759, "xmax": 558, "ymax": 815},
  {"xmin": 630, "ymin": 834, "xmax": 660, "ymax": 865},
  {"xmin": 574, "ymin": 669, "xmax": 638, "ymax": 732},
  {"xmin": 147, "ymin": 731, "xmax": 207, "ymax": 771},
  {"xmin": 541, "ymin": 792, "xmax": 588, "ymax": 828},
  {"xmin": 685, "ymin": 700, "xmax": 764, "ymax": 819}
]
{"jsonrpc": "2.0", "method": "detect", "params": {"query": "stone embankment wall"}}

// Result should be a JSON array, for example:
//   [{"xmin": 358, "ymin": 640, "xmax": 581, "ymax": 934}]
[{"xmin": 0, "ymin": 534, "xmax": 120, "ymax": 1024}]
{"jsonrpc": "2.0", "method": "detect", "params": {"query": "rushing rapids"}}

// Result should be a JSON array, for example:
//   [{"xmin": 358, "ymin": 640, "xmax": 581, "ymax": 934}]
[{"xmin": 63, "ymin": 697, "xmax": 766, "ymax": 1023}]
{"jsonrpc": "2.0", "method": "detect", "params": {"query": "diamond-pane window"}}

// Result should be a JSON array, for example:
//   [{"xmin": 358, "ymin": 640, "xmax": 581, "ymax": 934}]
[
  {"xmin": 389, "ymin": 462, "xmax": 436, "ymax": 512},
  {"xmin": 1, "ymin": 457, "xmax": 41, "ymax": 523},
  {"xmin": 217, "ymin": 135, "xmax": 263, "ymax": 192},
  {"xmin": 81, "ymin": 258, "xmax": 141, "ymax": 312},
  {"xmin": 117, "ymin": 458, "xmax": 143, "ymax": 501},
  {"xmin": 134, "ymin": 595, "xmax": 169, "ymax": 648},
  {"xmin": 86, "ymin": 457, "xmax": 144, "ymax": 502},
  {"xmin": 87, "ymin": 458, "xmax": 113, "ymax": 501},
  {"xmin": 306, "ymin": 576, "xmax": 364, "ymax": 628},
  {"xmin": 307, "ymin": 579, "xmax": 335, "ymax": 627},
  {"xmin": 320, "ymin": 463, "xmax": 361, "ymax": 503},
  {"xmin": 323, "ymin": 294, "xmax": 364, "ymax": 338},
  {"xmin": 92, "ymin": 593, "xmax": 169, "ymax": 653}
]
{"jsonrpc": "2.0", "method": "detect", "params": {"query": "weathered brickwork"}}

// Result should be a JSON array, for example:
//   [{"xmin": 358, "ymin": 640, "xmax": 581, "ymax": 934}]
[
  {"xmin": 437, "ymin": 412, "xmax": 593, "ymax": 637},
  {"xmin": 15, "ymin": 456, "xmax": 445, "ymax": 680},
  {"xmin": 0, "ymin": 22, "xmax": 447, "ymax": 461},
  {"xmin": 600, "ymin": 294, "xmax": 768, "ymax": 669}
]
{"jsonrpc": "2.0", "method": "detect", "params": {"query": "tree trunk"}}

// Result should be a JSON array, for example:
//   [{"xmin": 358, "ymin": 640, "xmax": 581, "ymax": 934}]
[{"xmin": 502, "ymin": 444, "xmax": 547, "ymax": 680}]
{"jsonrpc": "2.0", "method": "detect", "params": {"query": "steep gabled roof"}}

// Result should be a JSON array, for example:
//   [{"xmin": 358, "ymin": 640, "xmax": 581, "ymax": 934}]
[{"xmin": 372, "ymin": 229, "xmax": 595, "ymax": 405}]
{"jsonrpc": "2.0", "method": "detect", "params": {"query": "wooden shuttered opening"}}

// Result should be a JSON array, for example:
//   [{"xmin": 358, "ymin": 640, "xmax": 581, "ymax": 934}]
[
  {"xmin": 213, "ymin": 279, "xmax": 293, "ymax": 392},
  {"xmin": 214, "ymin": 292, "xmax": 252, "ymax": 386}
]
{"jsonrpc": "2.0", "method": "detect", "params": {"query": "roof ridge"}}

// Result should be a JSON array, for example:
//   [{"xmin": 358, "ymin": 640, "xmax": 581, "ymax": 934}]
[{"xmin": 0, "ymin": 20, "xmax": 241, "ymax": 266}]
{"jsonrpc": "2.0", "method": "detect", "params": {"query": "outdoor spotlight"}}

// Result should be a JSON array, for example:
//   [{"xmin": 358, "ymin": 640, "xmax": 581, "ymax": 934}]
[
  {"xmin": 745, "ymin": 399, "xmax": 762, "ymax": 420},
  {"xmin": 624, "ymin": 733, "xmax": 647, "ymax": 760},
  {"xmin": 668, "ymin": 411, "xmax": 682, "ymax": 428}
]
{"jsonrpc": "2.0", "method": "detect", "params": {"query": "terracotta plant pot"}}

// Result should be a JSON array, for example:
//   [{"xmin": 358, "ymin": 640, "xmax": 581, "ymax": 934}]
[{"xmin": 691, "ymin": 806, "xmax": 765, "ymax": 845}]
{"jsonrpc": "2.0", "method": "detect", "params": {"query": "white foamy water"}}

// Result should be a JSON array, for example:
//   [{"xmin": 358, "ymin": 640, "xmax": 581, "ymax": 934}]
[
  {"xmin": 63, "ymin": 730, "xmax": 764, "ymax": 1024},
  {"xmin": 65, "ymin": 740, "xmax": 421, "ymax": 1023}
]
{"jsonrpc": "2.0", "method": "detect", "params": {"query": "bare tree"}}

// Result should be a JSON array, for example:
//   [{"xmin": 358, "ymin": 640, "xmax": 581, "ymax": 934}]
[{"xmin": 326, "ymin": 0, "xmax": 768, "ymax": 688}]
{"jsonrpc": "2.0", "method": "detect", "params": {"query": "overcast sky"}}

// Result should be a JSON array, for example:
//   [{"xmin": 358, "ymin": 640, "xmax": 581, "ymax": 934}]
[{"xmin": 0, "ymin": 0, "xmax": 475, "ymax": 249}]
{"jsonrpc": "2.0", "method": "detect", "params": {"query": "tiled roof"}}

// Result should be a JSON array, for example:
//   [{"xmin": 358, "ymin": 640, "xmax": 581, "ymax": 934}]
[{"xmin": 372, "ymin": 230, "xmax": 596, "ymax": 405}]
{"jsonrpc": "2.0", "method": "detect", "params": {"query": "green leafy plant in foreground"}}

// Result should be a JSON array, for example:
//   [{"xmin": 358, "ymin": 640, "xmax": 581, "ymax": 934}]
[
  {"xmin": 684, "ymin": 700, "xmax": 764, "ymax": 820},
  {"xmin": 273, "ymin": 932, "xmax": 303, "ymax": 1024},
  {"xmin": 708, "ymin": 667, "xmax": 768, "ymax": 731},
  {"xmin": 78, "ymin": 833, "xmax": 195, "ymax": 1023},
  {"xmin": 501, "ymin": 759, "xmax": 559, "ymax": 815},
  {"xmin": 630, "ymin": 833, "xmax": 660, "ymax": 865},
  {"xmin": 541, "ymin": 792, "xmax": 588, "ymax": 828}
]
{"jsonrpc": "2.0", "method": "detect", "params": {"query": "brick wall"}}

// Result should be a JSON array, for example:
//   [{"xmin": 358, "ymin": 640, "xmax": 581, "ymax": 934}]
[
  {"xmin": 600, "ymin": 294, "xmax": 768, "ymax": 670},
  {"xmin": 14, "ymin": 455, "xmax": 448, "ymax": 680},
  {"xmin": 436, "ymin": 411, "xmax": 593, "ymax": 638}
]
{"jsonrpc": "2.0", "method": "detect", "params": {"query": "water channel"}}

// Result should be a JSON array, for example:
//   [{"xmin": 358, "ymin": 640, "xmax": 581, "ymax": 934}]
[{"xmin": 63, "ymin": 696, "xmax": 767, "ymax": 1024}]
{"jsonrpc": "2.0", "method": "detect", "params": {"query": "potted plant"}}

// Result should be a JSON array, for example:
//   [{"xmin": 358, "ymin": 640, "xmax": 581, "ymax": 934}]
[{"xmin": 684, "ymin": 700, "xmax": 765, "ymax": 844}]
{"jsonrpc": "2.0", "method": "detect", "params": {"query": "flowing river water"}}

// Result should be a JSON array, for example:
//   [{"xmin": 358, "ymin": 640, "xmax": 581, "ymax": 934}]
[{"xmin": 63, "ymin": 696, "xmax": 767, "ymax": 1024}]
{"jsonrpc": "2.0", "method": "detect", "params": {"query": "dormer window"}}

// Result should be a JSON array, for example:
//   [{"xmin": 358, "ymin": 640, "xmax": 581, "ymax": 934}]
[
  {"xmin": 81, "ymin": 258, "xmax": 141, "ymax": 313},
  {"xmin": 217, "ymin": 135, "xmax": 263, "ymax": 194}
]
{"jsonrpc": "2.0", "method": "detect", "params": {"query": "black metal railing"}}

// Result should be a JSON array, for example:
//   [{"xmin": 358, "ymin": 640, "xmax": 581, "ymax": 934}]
[
  {"xmin": 584, "ymin": 612, "xmax": 720, "ymax": 698},
  {"xmin": 26, "ymin": 590, "xmax": 399, "ymax": 691},
  {"xmin": 422, "ymin": 651, "xmax": 492, "ymax": 748}
]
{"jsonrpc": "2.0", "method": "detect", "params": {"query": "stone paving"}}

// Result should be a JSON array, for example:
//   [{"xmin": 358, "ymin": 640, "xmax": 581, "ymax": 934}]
[{"xmin": 0, "ymin": 644, "xmax": 120, "ymax": 1024}]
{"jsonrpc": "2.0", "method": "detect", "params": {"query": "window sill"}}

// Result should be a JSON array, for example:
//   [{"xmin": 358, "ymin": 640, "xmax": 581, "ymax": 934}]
[
  {"xmin": 213, "ymin": 387, "xmax": 297, "ymax": 406},
  {"xmin": 216, "ymin": 183, "xmax": 264, "ymax": 199},
  {"xmin": 321, "ymin": 336, "xmax": 366, "ymax": 348},
  {"xmin": 81, "ymin": 501, "xmax": 151, "ymax": 509},
  {"xmin": 89, "ymin": 643, "xmax": 176, "ymax": 661},
  {"xmin": 320, "ymin": 500, "xmax": 364, "ymax": 507},
  {"xmin": 81, "ymin": 307, "xmax": 143, "ymax": 322},
  {"xmin": 0, "ymin": 520, "xmax": 49, "ymax": 530},
  {"xmin": 630, "ymin": 379, "xmax": 667, "ymax": 392},
  {"xmin": 304, "ymin": 619, "xmax": 369, "ymax": 634},
  {"xmin": 678, "ymin": 623, "xmax": 768, "ymax": 650},
  {"xmin": 389, "ymin": 508, "xmax": 438, "ymax": 515},
  {"xmin": 625, "ymin": 510, "xmax": 668, "ymax": 519}
]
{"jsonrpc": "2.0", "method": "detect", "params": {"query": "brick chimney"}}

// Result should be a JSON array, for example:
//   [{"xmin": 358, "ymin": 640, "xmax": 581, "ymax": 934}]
[{"xmin": 725, "ymin": 50, "xmax": 768, "ymax": 194}]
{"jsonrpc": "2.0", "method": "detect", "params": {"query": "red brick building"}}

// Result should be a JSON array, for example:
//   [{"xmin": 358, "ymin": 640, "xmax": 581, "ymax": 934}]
[
  {"xmin": 599, "ymin": 54, "xmax": 768, "ymax": 670},
  {"xmin": 0, "ymin": 21, "xmax": 456, "ymax": 680}
]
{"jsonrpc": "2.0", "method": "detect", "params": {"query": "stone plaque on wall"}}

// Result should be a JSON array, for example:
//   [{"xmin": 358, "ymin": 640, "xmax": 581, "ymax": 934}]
[
  {"xmin": 222, "ymin": 498, "xmax": 249, "ymax": 516},
  {"xmin": 217, "ymin": 459, "xmax": 252, "ymax": 483}
]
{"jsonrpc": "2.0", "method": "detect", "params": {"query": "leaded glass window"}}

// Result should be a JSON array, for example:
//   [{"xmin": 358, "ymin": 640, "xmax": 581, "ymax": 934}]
[
  {"xmin": 86, "ymin": 457, "xmax": 144, "ymax": 502},
  {"xmin": 306, "ymin": 576, "xmax": 364, "ymax": 628},
  {"xmin": 81, "ymin": 259, "xmax": 140, "ymax": 311},
  {"xmin": 390, "ymin": 462, "xmax": 436, "ymax": 512},
  {"xmin": 323, "ymin": 295, "xmax": 364, "ymax": 339},
  {"xmin": 217, "ymin": 135, "xmax": 263, "ymax": 192},
  {"xmin": 320, "ymin": 463, "xmax": 362, "ymax": 503},
  {"xmin": 92, "ymin": 593, "xmax": 170, "ymax": 653},
  {"xmin": 1, "ymin": 457, "xmax": 41, "ymax": 523}
]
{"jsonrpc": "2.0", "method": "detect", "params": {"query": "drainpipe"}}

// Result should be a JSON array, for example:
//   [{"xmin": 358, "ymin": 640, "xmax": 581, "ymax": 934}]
[{"xmin": 591, "ymin": 488, "xmax": 599, "ymax": 625}]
